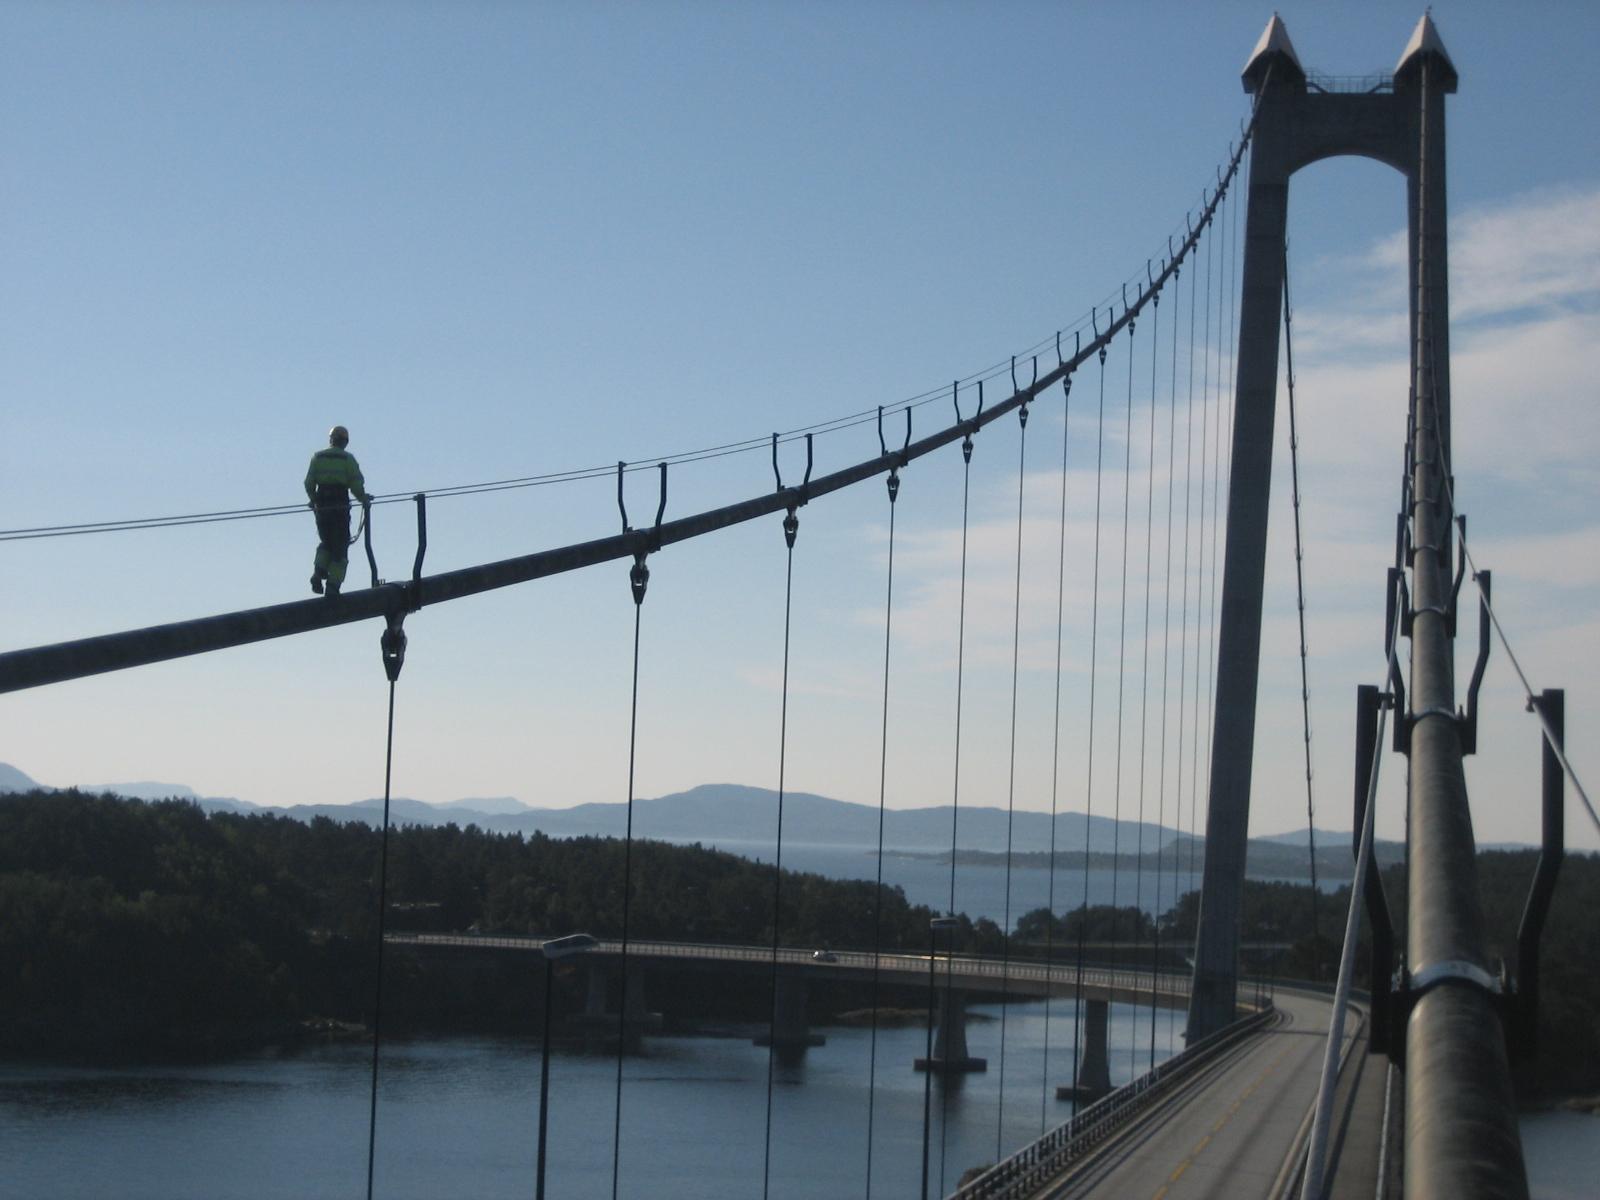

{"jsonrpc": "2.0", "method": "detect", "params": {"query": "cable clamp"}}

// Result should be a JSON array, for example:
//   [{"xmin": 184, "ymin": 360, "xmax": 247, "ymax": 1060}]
[
  {"xmin": 954, "ymin": 380, "xmax": 983, "ymax": 463},
  {"xmin": 618, "ymin": 461, "xmax": 668, "ymax": 603},
  {"xmin": 1408, "ymin": 959, "xmax": 1502, "ymax": 998},
  {"xmin": 1011, "ymin": 355, "xmax": 1037, "ymax": 428},
  {"xmin": 380, "ymin": 607, "xmax": 408, "ymax": 683},
  {"xmin": 1409, "ymin": 704, "xmax": 1458, "ymax": 726}
]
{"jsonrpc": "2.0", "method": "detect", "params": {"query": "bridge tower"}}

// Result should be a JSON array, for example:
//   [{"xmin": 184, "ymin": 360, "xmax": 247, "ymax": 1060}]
[{"xmin": 1190, "ymin": 15, "xmax": 1528, "ymax": 1196}]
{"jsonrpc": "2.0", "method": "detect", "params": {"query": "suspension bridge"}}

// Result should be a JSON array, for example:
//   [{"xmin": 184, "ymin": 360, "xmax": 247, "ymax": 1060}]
[{"xmin": 1, "ymin": 13, "xmax": 1591, "ymax": 1200}]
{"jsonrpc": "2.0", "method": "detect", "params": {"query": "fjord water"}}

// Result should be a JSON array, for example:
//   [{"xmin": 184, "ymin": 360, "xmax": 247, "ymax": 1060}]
[{"xmin": 2, "ymin": 1001, "xmax": 1185, "ymax": 1199}]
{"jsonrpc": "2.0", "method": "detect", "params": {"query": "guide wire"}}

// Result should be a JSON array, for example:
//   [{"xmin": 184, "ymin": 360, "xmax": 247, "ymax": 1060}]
[
  {"xmin": 364, "ymin": 680, "xmax": 398, "ymax": 1200},
  {"xmin": 1071, "ymin": 340, "xmax": 1111, "ymax": 1117},
  {"xmin": 995, "ymin": 386, "xmax": 1031, "ymax": 1160}
]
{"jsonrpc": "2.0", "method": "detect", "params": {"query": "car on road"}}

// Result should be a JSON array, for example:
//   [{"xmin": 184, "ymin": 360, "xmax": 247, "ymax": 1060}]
[{"xmin": 811, "ymin": 949, "xmax": 838, "ymax": 963}]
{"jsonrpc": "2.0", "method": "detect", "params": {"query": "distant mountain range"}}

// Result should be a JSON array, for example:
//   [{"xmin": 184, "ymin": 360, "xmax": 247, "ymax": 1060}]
[{"xmin": 1, "ymin": 762, "xmax": 1435, "ymax": 881}]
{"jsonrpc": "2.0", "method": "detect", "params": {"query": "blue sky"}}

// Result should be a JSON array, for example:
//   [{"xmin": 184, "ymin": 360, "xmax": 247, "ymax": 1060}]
[{"xmin": 2, "ymin": 2, "xmax": 1596, "ymax": 852}]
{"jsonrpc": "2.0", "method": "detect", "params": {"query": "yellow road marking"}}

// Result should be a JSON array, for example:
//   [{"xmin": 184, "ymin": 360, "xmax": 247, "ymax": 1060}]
[{"xmin": 1146, "ymin": 1041, "xmax": 1296, "ymax": 1199}]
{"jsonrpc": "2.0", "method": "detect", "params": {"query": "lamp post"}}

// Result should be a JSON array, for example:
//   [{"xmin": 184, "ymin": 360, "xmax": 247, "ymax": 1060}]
[
  {"xmin": 922, "ymin": 915, "xmax": 960, "ymax": 1200},
  {"xmin": 537, "ymin": 933, "xmax": 597, "ymax": 1200}
]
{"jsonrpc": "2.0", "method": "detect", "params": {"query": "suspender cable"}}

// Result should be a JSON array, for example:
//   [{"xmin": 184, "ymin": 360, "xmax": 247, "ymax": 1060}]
[
  {"xmin": 1172, "ymin": 230, "xmax": 1200, "ymax": 1054},
  {"xmin": 1070, "ymin": 338, "xmax": 1110, "ymax": 1117},
  {"xmin": 995, "ymin": 377, "xmax": 1031, "ymax": 1160},
  {"xmin": 761, "ymin": 501, "xmax": 801, "ymax": 1200},
  {"xmin": 1202, "ymin": 189, "xmax": 1229, "ymax": 875},
  {"xmin": 1108, "ymin": 304, "xmax": 1139, "ymax": 1052},
  {"xmin": 1134, "ymin": 288, "xmax": 1160, "ymax": 1080},
  {"xmin": 940, "ymin": 383, "xmax": 978, "ymax": 1197},
  {"xmin": 1282, "ymin": 242, "xmax": 1321, "ymax": 953},
  {"xmin": 610, "ymin": 562, "xmax": 650, "ymax": 1200},
  {"xmin": 364, "ymin": 676, "xmax": 399, "ymax": 1200},
  {"xmin": 1189, "ymin": 209, "xmax": 1216, "ymax": 902},
  {"xmin": 1041, "ymin": 363, "xmax": 1075, "ymax": 1134},
  {"xmin": 864, "ymin": 451, "xmax": 904, "ymax": 1199},
  {"xmin": 1152, "ymin": 258, "xmax": 1183, "ymax": 1068}
]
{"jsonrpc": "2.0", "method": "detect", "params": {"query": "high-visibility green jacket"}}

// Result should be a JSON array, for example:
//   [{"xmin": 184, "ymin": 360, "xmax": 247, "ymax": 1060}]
[{"xmin": 305, "ymin": 447, "xmax": 370, "ymax": 504}]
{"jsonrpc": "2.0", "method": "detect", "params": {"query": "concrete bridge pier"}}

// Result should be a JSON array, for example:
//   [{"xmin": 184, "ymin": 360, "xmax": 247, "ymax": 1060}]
[
  {"xmin": 914, "ymin": 987, "xmax": 987, "ymax": 1073},
  {"xmin": 1056, "ymin": 998, "xmax": 1112, "ymax": 1104},
  {"xmin": 571, "ymin": 960, "xmax": 663, "ymax": 1052},
  {"xmin": 753, "ymin": 972, "xmax": 825, "ymax": 1055}
]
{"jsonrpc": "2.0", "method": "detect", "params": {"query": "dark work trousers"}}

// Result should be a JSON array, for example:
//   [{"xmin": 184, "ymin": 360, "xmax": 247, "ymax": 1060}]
[{"xmin": 312, "ymin": 485, "xmax": 352, "ymax": 584}]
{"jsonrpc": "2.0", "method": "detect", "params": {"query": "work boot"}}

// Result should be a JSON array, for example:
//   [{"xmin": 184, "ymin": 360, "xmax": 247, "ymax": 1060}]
[
  {"xmin": 310, "ymin": 572, "xmax": 324, "ymax": 595},
  {"xmin": 325, "ymin": 579, "xmax": 341, "ymax": 598}
]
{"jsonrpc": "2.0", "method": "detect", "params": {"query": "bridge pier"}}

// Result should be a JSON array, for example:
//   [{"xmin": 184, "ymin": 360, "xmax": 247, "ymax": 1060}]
[
  {"xmin": 753, "ymin": 971, "xmax": 825, "ymax": 1054},
  {"xmin": 1056, "ymin": 997, "xmax": 1112, "ymax": 1104},
  {"xmin": 914, "ymin": 987, "xmax": 987, "ymax": 1073},
  {"xmin": 571, "ymin": 960, "xmax": 662, "ymax": 1051}
]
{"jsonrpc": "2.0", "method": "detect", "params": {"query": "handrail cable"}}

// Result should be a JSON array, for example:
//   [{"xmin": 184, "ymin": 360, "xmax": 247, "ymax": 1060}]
[
  {"xmin": 0, "ymin": 144, "xmax": 1259, "ymax": 548},
  {"xmin": 0, "ymin": 127, "xmax": 1258, "ymax": 697}
]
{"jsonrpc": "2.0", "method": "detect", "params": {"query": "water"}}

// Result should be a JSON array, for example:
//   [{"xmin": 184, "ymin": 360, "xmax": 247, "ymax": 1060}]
[
  {"xmin": 0, "ymin": 1000, "xmax": 1186, "ymax": 1199},
  {"xmin": 693, "ymin": 839, "xmax": 1204, "ymax": 925}
]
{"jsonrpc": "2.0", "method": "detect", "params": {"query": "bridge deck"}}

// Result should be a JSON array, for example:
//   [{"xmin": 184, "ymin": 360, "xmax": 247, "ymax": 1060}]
[{"xmin": 1026, "ymin": 990, "xmax": 1381, "ymax": 1200}]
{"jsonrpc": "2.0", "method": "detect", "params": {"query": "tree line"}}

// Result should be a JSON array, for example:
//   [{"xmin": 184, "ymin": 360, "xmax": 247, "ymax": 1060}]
[{"xmin": 1, "ymin": 789, "xmax": 1593, "ymax": 1097}]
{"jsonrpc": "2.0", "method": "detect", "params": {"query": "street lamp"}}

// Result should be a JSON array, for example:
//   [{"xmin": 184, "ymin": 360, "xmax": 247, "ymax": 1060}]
[
  {"xmin": 922, "ymin": 915, "xmax": 961, "ymax": 1200},
  {"xmin": 537, "ymin": 933, "xmax": 597, "ymax": 1200}
]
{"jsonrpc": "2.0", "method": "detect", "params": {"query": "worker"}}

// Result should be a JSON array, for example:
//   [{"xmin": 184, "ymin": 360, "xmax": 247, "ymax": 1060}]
[{"xmin": 304, "ymin": 425, "xmax": 371, "ymax": 597}]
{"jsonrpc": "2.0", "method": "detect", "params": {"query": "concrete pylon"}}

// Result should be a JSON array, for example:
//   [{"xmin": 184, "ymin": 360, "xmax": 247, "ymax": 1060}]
[
  {"xmin": 914, "ymin": 987, "xmax": 987, "ymax": 1073},
  {"xmin": 1056, "ymin": 998, "xmax": 1112, "ymax": 1104},
  {"xmin": 1187, "ymin": 13, "xmax": 1452, "ymax": 1042},
  {"xmin": 753, "ymin": 972, "xmax": 825, "ymax": 1053}
]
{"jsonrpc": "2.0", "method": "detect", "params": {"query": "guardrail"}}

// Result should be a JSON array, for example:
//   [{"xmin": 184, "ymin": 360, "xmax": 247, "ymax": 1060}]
[{"xmin": 948, "ymin": 1004, "xmax": 1275, "ymax": 1200}]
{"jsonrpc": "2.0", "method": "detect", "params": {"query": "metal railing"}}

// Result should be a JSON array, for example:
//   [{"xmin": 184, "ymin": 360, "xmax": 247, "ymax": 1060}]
[{"xmin": 948, "ymin": 1005, "xmax": 1275, "ymax": 1200}]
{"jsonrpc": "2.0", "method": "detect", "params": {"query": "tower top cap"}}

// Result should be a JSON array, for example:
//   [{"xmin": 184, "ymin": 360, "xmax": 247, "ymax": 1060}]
[
  {"xmin": 1395, "ymin": 12, "xmax": 1458, "ymax": 92},
  {"xmin": 1242, "ymin": 13, "xmax": 1305, "ymax": 93}
]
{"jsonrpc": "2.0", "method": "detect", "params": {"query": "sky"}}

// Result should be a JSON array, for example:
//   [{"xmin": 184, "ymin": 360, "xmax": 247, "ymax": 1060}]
[{"xmin": 2, "ymin": 1, "xmax": 1596, "ymax": 853}]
